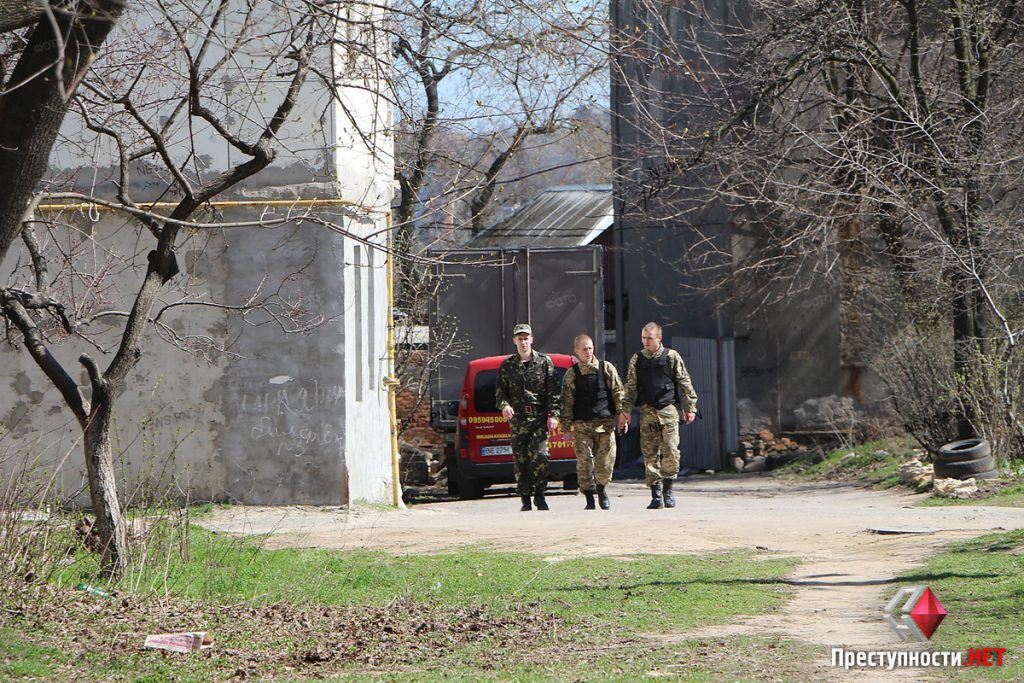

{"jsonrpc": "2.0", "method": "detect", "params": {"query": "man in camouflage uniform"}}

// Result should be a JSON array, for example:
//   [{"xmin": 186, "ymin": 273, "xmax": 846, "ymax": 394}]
[
  {"xmin": 560, "ymin": 334, "xmax": 625, "ymax": 510},
  {"xmin": 618, "ymin": 322, "xmax": 698, "ymax": 509},
  {"xmin": 496, "ymin": 323, "xmax": 561, "ymax": 511}
]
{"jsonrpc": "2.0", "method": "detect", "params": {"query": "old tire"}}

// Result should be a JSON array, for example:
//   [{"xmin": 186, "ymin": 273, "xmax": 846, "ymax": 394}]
[
  {"xmin": 937, "ymin": 438, "xmax": 991, "ymax": 462},
  {"xmin": 933, "ymin": 455, "xmax": 996, "ymax": 480}
]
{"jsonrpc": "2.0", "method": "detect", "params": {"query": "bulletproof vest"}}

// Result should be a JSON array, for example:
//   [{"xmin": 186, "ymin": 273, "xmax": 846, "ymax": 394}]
[
  {"xmin": 635, "ymin": 350, "xmax": 678, "ymax": 409},
  {"xmin": 572, "ymin": 362, "xmax": 612, "ymax": 420}
]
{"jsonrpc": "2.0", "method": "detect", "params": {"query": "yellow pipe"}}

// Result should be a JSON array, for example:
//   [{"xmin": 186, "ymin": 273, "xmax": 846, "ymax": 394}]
[
  {"xmin": 37, "ymin": 198, "xmax": 375, "ymax": 212},
  {"xmin": 383, "ymin": 212, "xmax": 405, "ymax": 509}
]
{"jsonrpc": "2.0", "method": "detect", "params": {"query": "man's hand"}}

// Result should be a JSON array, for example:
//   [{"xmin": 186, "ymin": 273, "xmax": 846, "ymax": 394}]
[
  {"xmin": 682, "ymin": 411, "xmax": 696, "ymax": 425},
  {"xmin": 547, "ymin": 416, "xmax": 559, "ymax": 435},
  {"xmin": 617, "ymin": 412, "xmax": 630, "ymax": 433},
  {"xmin": 501, "ymin": 405, "xmax": 515, "ymax": 420}
]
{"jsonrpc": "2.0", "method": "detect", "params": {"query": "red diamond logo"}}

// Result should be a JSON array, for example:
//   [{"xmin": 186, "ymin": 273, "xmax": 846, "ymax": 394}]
[{"xmin": 909, "ymin": 587, "xmax": 947, "ymax": 639}]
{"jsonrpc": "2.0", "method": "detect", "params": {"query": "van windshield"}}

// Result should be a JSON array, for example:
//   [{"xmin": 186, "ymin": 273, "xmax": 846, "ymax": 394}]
[{"xmin": 473, "ymin": 366, "xmax": 568, "ymax": 413}]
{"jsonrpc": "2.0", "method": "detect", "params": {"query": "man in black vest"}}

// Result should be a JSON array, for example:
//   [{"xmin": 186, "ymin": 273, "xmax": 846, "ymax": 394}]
[
  {"xmin": 560, "ymin": 334, "xmax": 625, "ymax": 509},
  {"xmin": 618, "ymin": 322, "xmax": 698, "ymax": 509}
]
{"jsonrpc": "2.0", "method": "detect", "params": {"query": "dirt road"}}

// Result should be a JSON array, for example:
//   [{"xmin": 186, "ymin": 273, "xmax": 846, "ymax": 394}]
[{"xmin": 202, "ymin": 475, "xmax": 1024, "ymax": 680}]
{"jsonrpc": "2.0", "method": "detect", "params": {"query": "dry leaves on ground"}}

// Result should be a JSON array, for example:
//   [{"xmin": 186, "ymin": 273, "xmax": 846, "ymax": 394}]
[{"xmin": 1, "ymin": 582, "xmax": 561, "ymax": 679}]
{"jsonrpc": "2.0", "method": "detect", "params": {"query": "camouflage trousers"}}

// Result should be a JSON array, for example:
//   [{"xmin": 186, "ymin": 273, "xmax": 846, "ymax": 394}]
[
  {"xmin": 639, "ymin": 404, "xmax": 681, "ymax": 486},
  {"xmin": 511, "ymin": 415, "xmax": 550, "ymax": 496},
  {"xmin": 572, "ymin": 419, "xmax": 616, "ymax": 491}
]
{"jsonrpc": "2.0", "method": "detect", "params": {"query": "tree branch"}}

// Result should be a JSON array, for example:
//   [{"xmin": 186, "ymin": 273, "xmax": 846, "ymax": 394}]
[{"xmin": 1, "ymin": 287, "xmax": 89, "ymax": 423}]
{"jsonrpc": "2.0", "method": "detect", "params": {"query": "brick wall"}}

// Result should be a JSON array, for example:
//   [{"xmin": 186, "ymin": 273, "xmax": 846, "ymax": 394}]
[{"xmin": 396, "ymin": 349, "xmax": 444, "ymax": 449}]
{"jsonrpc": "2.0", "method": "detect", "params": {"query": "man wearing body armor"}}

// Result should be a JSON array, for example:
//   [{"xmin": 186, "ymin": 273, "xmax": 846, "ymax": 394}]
[
  {"xmin": 618, "ymin": 322, "xmax": 698, "ymax": 509},
  {"xmin": 560, "ymin": 334, "xmax": 625, "ymax": 510}
]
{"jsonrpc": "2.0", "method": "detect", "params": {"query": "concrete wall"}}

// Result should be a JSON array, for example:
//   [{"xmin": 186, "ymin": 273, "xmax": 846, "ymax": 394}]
[{"xmin": 1, "ymin": 1, "xmax": 394, "ymax": 506}]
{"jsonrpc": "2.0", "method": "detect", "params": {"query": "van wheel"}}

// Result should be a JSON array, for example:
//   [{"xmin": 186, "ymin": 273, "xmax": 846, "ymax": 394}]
[
  {"xmin": 562, "ymin": 474, "xmax": 579, "ymax": 490},
  {"xmin": 456, "ymin": 464, "xmax": 484, "ymax": 500},
  {"xmin": 446, "ymin": 460, "xmax": 459, "ymax": 497}
]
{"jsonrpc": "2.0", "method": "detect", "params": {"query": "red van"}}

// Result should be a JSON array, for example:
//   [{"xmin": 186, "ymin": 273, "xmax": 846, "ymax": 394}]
[{"xmin": 448, "ymin": 354, "xmax": 578, "ymax": 499}]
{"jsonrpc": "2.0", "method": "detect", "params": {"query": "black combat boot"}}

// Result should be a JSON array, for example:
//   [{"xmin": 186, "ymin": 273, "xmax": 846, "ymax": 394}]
[
  {"xmin": 520, "ymin": 495, "xmax": 532, "ymax": 511},
  {"xmin": 662, "ymin": 477, "xmax": 676, "ymax": 508},
  {"xmin": 533, "ymin": 487, "xmax": 550, "ymax": 511},
  {"xmin": 583, "ymin": 491, "xmax": 596, "ymax": 510},
  {"xmin": 596, "ymin": 484, "xmax": 610, "ymax": 510},
  {"xmin": 647, "ymin": 482, "xmax": 664, "ymax": 509}
]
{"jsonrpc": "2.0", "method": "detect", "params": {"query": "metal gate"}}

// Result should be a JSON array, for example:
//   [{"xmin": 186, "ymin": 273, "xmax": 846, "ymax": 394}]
[
  {"xmin": 429, "ymin": 246, "xmax": 604, "ymax": 431},
  {"xmin": 672, "ymin": 336, "xmax": 738, "ymax": 471}
]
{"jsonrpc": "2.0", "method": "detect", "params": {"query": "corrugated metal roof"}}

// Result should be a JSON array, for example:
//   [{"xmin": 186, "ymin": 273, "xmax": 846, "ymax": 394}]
[{"xmin": 466, "ymin": 185, "xmax": 612, "ymax": 248}]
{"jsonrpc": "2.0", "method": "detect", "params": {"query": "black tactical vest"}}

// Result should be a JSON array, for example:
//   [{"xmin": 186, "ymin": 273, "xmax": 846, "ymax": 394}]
[
  {"xmin": 572, "ymin": 362, "xmax": 612, "ymax": 420},
  {"xmin": 635, "ymin": 351, "xmax": 678, "ymax": 409}
]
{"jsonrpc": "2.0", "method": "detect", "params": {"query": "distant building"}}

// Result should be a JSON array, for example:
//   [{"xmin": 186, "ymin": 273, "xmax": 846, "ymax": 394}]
[{"xmin": 610, "ymin": 0, "xmax": 886, "ymax": 460}]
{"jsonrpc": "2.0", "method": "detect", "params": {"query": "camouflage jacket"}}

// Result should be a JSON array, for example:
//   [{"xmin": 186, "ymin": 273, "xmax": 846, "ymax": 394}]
[
  {"xmin": 622, "ymin": 345, "xmax": 698, "ymax": 414},
  {"xmin": 495, "ymin": 351, "xmax": 561, "ymax": 419},
  {"xmin": 560, "ymin": 358, "xmax": 626, "ymax": 421}
]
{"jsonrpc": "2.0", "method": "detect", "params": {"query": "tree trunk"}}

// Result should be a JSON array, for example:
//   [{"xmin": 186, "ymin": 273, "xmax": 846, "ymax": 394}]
[
  {"xmin": 393, "ymin": 178, "xmax": 422, "ymax": 307},
  {"xmin": 82, "ymin": 394, "xmax": 128, "ymax": 578},
  {"xmin": 0, "ymin": 1, "xmax": 43, "ymax": 34},
  {"xmin": 951, "ymin": 273, "xmax": 980, "ymax": 440},
  {"xmin": 0, "ymin": 0, "xmax": 125, "ymax": 261}
]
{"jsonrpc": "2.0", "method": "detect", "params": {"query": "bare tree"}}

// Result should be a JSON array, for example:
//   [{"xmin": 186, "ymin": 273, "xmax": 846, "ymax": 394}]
[
  {"xmin": 390, "ymin": 0, "xmax": 607, "ymax": 277},
  {"xmin": 387, "ymin": 1, "xmax": 609, "ymax": 437},
  {"xmin": 1, "ymin": 0, "xmax": 391, "ymax": 576}
]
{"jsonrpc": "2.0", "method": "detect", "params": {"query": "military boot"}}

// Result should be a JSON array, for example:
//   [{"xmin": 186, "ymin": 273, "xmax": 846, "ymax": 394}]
[
  {"xmin": 533, "ymin": 487, "xmax": 550, "ymax": 511},
  {"xmin": 647, "ymin": 482, "xmax": 664, "ymax": 509},
  {"xmin": 662, "ymin": 477, "xmax": 676, "ymax": 508},
  {"xmin": 596, "ymin": 484, "xmax": 610, "ymax": 510},
  {"xmin": 583, "ymin": 491, "xmax": 596, "ymax": 510},
  {"xmin": 520, "ymin": 495, "xmax": 532, "ymax": 511}
]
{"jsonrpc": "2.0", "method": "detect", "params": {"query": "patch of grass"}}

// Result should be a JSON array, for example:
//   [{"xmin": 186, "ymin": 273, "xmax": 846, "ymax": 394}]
[
  {"xmin": 897, "ymin": 529, "xmax": 1024, "ymax": 681},
  {"xmin": 919, "ymin": 482, "xmax": 1024, "ymax": 508},
  {"xmin": 0, "ymin": 630, "xmax": 63, "ymax": 679},
  {"xmin": 779, "ymin": 436, "xmax": 1024, "ymax": 507},
  {"xmin": 589, "ymin": 635, "xmax": 828, "ymax": 683},
  {"xmin": 186, "ymin": 502, "xmax": 217, "ymax": 517},
  {"xmin": 314, "ymin": 635, "xmax": 827, "ymax": 682},
  {"xmin": 5, "ymin": 531, "xmax": 798, "ymax": 681},
  {"xmin": 783, "ymin": 436, "xmax": 919, "ymax": 486},
  {"xmin": 351, "ymin": 499, "xmax": 399, "ymax": 512},
  {"xmin": 58, "ymin": 528, "xmax": 796, "ymax": 629}
]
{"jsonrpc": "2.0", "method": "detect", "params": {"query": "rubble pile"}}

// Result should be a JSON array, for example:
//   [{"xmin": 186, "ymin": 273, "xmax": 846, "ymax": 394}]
[
  {"xmin": 897, "ymin": 457, "xmax": 981, "ymax": 498},
  {"xmin": 399, "ymin": 442, "xmax": 436, "ymax": 486},
  {"xmin": 932, "ymin": 476, "xmax": 979, "ymax": 498},
  {"xmin": 729, "ymin": 430, "xmax": 820, "ymax": 473},
  {"xmin": 898, "ymin": 459, "xmax": 934, "ymax": 490}
]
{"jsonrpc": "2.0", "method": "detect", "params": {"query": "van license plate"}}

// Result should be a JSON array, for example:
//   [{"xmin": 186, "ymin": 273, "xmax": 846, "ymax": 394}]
[{"xmin": 480, "ymin": 445, "xmax": 513, "ymax": 456}]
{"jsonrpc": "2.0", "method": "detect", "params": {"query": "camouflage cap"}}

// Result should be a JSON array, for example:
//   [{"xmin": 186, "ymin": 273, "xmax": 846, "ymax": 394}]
[{"xmin": 512, "ymin": 323, "xmax": 533, "ymax": 336}]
